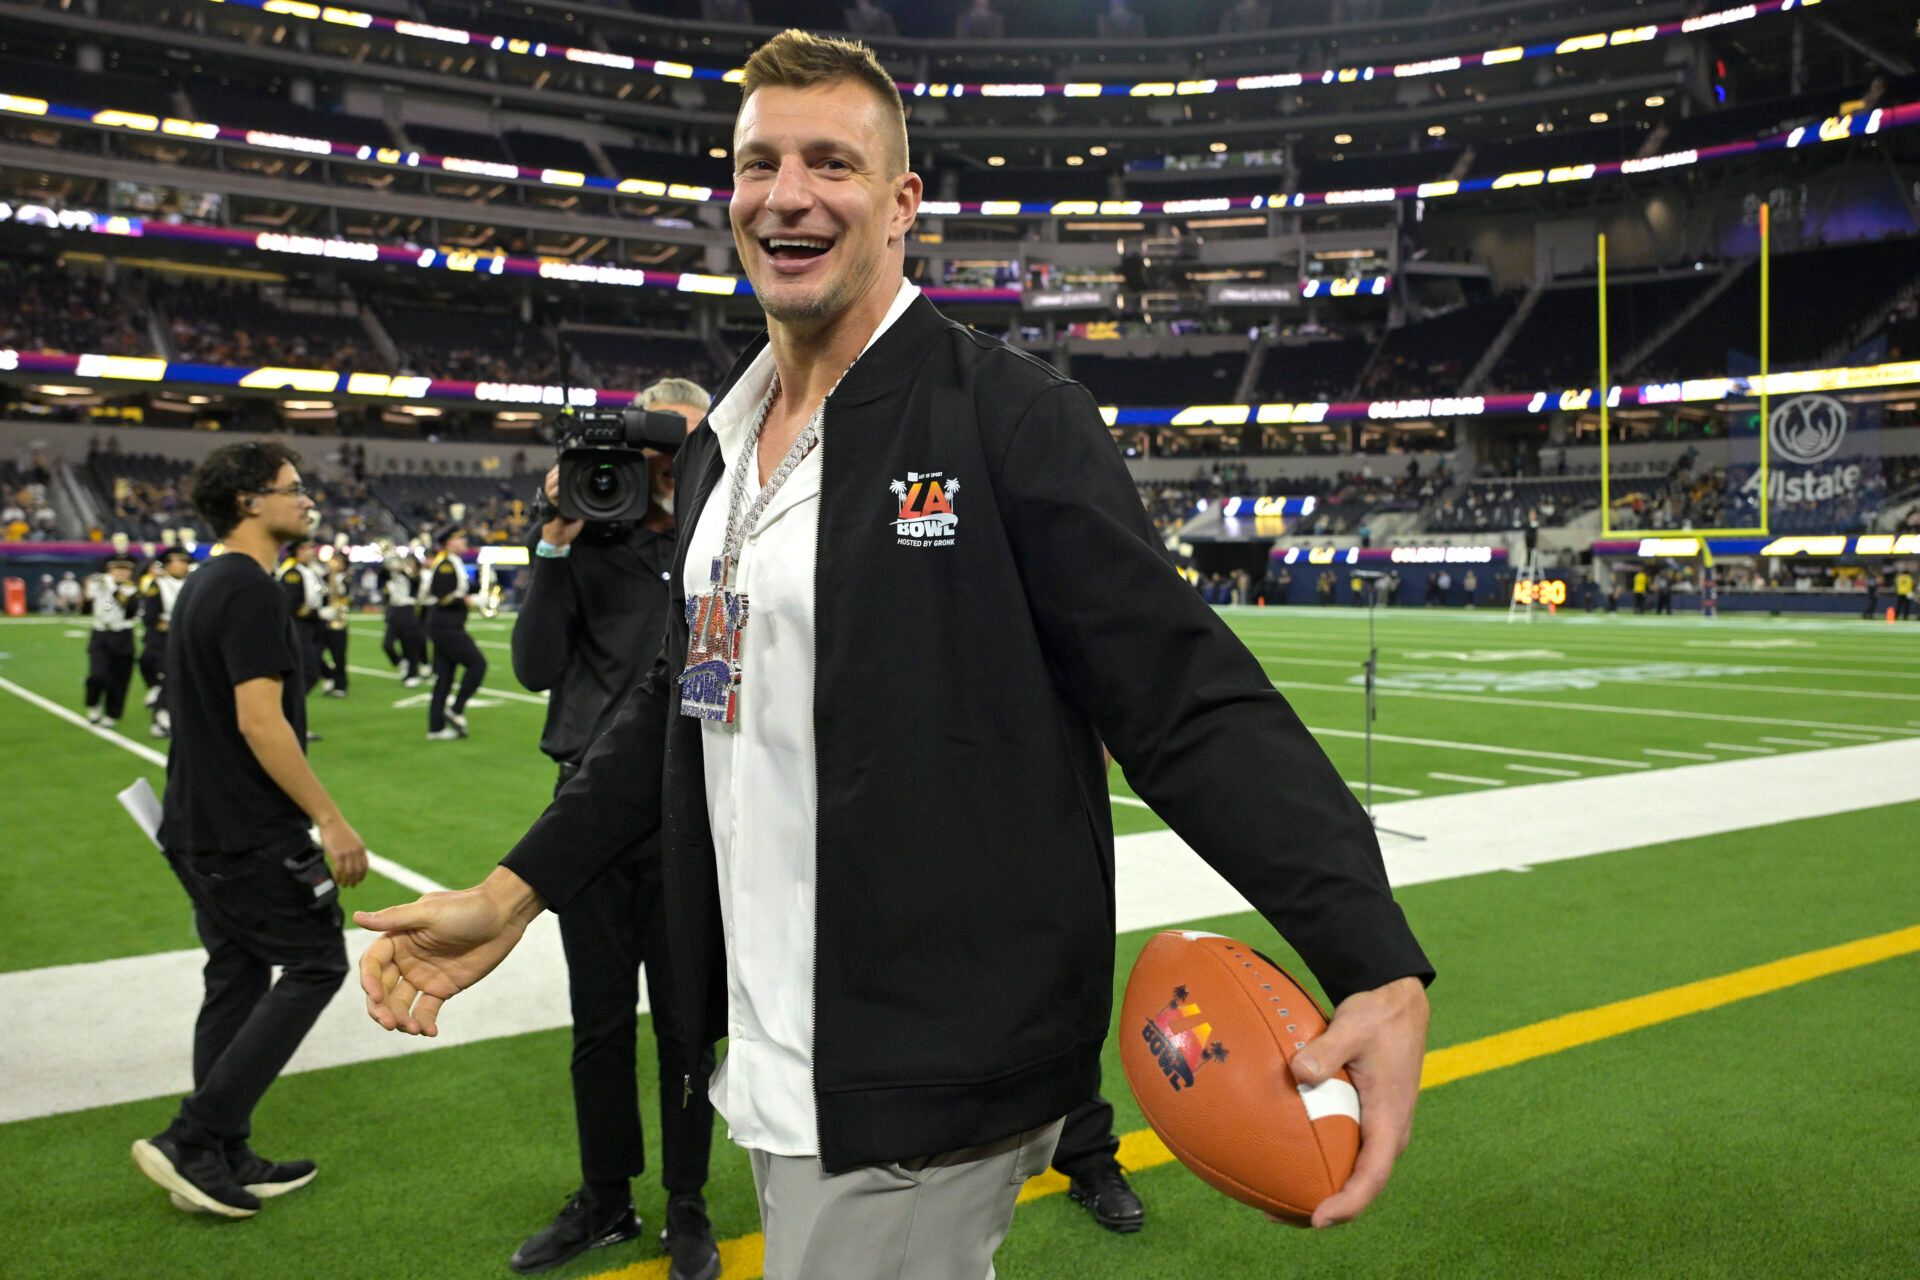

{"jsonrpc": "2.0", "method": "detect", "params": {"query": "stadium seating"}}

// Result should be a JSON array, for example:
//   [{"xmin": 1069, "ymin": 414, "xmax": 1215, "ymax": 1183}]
[
  {"xmin": 183, "ymin": 84, "xmax": 395, "ymax": 151},
  {"xmin": 1362, "ymin": 296, "xmax": 1513, "ymax": 399},
  {"xmin": 1428, "ymin": 478, "xmax": 1603, "ymax": 533},
  {"xmin": 564, "ymin": 331, "xmax": 720, "ymax": 394},
  {"xmin": 378, "ymin": 305, "xmax": 563, "ymax": 386},
  {"xmin": 0, "ymin": 260, "xmax": 157, "ymax": 358},
  {"xmin": 1488, "ymin": 275, "xmax": 1711, "ymax": 393},
  {"xmin": 1071, "ymin": 350, "xmax": 1248, "ymax": 406},
  {"xmin": 1258, "ymin": 339, "xmax": 1372, "ymax": 403},
  {"xmin": 156, "ymin": 281, "xmax": 374, "ymax": 371}
]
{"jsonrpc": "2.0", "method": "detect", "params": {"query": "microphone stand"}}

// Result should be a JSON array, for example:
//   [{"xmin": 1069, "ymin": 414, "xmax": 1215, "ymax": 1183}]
[{"xmin": 1360, "ymin": 576, "xmax": 1424, "ymax": 843}]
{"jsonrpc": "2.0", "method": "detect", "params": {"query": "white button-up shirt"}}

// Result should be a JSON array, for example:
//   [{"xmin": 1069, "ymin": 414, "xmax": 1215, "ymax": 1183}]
[{"xmin": 682, "ymin": 279, "xmax": 920, "ymax": 1157}]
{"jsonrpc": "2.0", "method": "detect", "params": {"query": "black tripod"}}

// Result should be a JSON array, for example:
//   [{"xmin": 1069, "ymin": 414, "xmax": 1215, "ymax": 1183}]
[{"xmin": 1357, "ymin": 572, "xmax": 1424, "ymax": 843}]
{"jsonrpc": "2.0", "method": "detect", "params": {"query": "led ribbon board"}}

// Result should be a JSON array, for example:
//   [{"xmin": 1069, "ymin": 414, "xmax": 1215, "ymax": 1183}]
[
  {"xmin": 5, "ymin": 345, "xmax": 1915, "ymax": 417},
  {"xmin": 1591, "ymin": 536, "xmax": 1920, "ymax": 557},
  {"xmin": 0, "ymin": 203, "xmax": 1019, "ymax": 304},
  {"xmin": 203, "ymin": 0, "xmax": 1819, "ymax": 101},
  {"xmin": 1275, "ymin": 546, "xmax": 1506, "ymax": 565},
  {"xmin": 6, "ymin": 85, "xmax": 1908, "ymax": 220}
]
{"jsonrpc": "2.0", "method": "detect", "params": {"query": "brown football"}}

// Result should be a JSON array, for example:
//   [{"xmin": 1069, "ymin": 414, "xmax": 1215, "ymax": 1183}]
[{"xmin": 1119, "ymin": 930, "xmax": 1359, "ymax": 1223}]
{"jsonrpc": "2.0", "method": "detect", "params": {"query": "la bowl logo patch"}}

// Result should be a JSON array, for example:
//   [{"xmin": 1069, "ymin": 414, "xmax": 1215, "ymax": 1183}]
[
  {"xmin": 1141, "ymin": 984, "xmax": 1228, "ymax": 1092},
  {"xmin": 889, "ymin": 471, "xmax": 959, "ymax": 547}
]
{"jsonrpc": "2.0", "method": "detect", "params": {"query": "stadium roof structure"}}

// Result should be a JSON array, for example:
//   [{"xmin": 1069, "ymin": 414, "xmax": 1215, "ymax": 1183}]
[{"xmin": 201, "ymin": 0, "xmax": 1817, "ymax": 100}]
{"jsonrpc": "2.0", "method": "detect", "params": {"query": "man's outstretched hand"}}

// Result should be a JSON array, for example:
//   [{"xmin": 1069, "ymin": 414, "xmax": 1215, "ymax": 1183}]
[
  {"xmin": 354, "ymin": 866, "xmax": 546, "ymax": 1036},
  {"xmin": 1288, "ymin": 975, "xmax": 1431, "ymax": 1229}
]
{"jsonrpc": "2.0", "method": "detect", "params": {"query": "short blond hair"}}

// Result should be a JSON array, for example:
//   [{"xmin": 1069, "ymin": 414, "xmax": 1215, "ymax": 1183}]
[
  {"xmin": 738, "ymin": 28, "xmax": 908, "ymax": 175},
  {"xmin": 638, "ymin": 376, "xmax": 711, "ymax": 411}
]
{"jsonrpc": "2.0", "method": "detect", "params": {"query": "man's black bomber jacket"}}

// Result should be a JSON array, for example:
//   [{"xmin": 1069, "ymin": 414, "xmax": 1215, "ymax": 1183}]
[{"xmin": 503, "ymin": 294, "xmax": 1432, "ymax": 1172}]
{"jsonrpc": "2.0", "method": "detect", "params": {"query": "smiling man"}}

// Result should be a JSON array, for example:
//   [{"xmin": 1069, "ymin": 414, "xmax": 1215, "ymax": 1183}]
[{"xmin": 357, "ymin": 30, "xmax": 1433, "ymax": 1280}]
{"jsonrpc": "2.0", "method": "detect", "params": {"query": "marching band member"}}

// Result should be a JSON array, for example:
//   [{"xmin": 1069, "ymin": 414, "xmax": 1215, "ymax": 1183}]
[
  {"xmin": 319, "ymin": 549, "xmax": 352, "ymax": 698},
  {"xmin": 277, "ymin": 540, "xmax": 328, "ymax": 696},
  {"xmin": 380, "ymin": 547, "xmax": 427, "ymax": 687},
  {"xmin": 140, "ymin": 548, "xmax": 195, "ymax": 737},
  {"xmin": 84, "ymin": 552, "xmax": 141, "ymax": 727},
  {"xmin": 422, "ymin": 523, "xmax": 486, "ymax": 740}
]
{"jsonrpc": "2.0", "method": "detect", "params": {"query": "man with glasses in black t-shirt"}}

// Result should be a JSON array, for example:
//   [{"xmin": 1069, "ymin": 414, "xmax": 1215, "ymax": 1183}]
[{"xmin": 131, "ymin": 441, "xmax": 369, "ymax": 1220}]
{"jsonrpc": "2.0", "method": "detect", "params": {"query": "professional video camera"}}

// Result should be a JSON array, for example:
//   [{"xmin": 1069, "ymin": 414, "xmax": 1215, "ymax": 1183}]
[{"xmin": 549, "ymin": 407, "xmax": 688, "ymax": 524}]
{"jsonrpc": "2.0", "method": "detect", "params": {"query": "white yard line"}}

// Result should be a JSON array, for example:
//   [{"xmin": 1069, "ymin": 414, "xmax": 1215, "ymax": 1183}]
[
  {"xmin": 1813, "ymin": 729, "xmax": 1884, "ymax": 741},
  {"xmin": 1704, "ymin": 742, "xmax": 1774, "ymax": 754},
  {"xmin": 1429, "ymin": 771, "xmax": 1506, "ymax": 787},
  {"xmin": 346, "ymin": 663, "xmax": 549, "ymax": 706},
  {"xmin": 1110, "ymin": 795, "xmax": 1150, "ymax": 809},
  {"xmin": 1631, "ymin": 679, "xmax": 1920, "ymax": 703},
  {"xmin": 1506, "ymin": 763, "xmax": 1581, "ymax": 777},
  {"xmin": 6, "ymin": 735, "xmax": 1920, "ymax": 1124},
  {"xmin": 1275, "ymin": 679, "xmax": 1917, "ymax": 737},
  {"xmin": 0, "ymin": 676, "xmax": 447, "ymax": 901},
  {"xmin": 1305, "ymin": 724, "xmax": 1649, "ymax": 769},
  {"xmin": 1344, "ymin": 780, "xmax": 1424, "ymax": 796},
  {"xmin": 1759, "ymin": 736, "xmax": 1826, "ymax": 748},
  {"xmin": 1643, "ymin": 748, "xmax": 1717, "ymax": 761}
]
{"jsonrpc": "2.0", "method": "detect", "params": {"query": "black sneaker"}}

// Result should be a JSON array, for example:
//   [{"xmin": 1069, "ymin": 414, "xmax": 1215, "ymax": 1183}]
[
  {"xmin": 227, "ymin": 1143, "xmax": 318, "ymax": 1198},
  {"xmin": 509, "ymin": 1189, "xmax": 642, "ymax": 1275},
  {"xmin": 661, "ymin": 1194, "xmax": 721, "ymax": 1280},
  {"xmin": 131, "ymin": 1134, "xmax": 260, "ymax": 1219},
  {"xmin": 1066, "ymin": 1162, "xmax": 1145, "ymax": 1234}
]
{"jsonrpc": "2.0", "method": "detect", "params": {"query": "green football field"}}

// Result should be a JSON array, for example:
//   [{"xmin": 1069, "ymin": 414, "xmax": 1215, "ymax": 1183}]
[{"xmin": 2, "ymin": 603, "xmax": 1917, "ymax": 1279}]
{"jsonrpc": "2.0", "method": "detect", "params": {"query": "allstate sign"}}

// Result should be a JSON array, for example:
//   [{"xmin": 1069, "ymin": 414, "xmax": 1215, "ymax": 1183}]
[
  {"xmin": 1742, "ymin": 394, "xmax": 1864, "ymax": 506},
  {"xmin": 1768, "ymin": 394, "xmax": 1848, "ymax": 466}
]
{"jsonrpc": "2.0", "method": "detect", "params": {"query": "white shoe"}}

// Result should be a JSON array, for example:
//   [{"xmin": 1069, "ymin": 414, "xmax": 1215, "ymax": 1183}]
[
  {"xmin": 102, "ymin": 717, "xmax": 117, "ymax": 729},
  {"xmin": 426, "ymin": 728, "xmax": 463, "ymax": 741},
  {"xmin": 446, "ymin": 710, "xmax": 469, "ymax": 735},
  {"xmin": 325, "ymin": 688, "xmax": 347, "ymax": 699},
  {"xmin": 402, "ymin": 676, "xmax": 423, "ymax": 688},
  {"xmin": 144, "ymin": 686, "xmax": 162, "ymax": 709},
  {"xmin": 320, "ymin": 678, "xmax": 335, "ymax": 694},
  {"xmin": 150, "ymin": 722, "xmax": 169, "ymax": 739},
  {"xmin": 87, "ymin": 706, "xmax": 102, "ymax": 725}
]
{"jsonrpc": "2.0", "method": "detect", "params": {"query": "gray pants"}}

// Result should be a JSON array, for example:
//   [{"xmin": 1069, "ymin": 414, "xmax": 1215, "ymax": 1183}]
[{"xmin": 748, "ymin": 1119, "xmax": 1064, "ymax": 1280}]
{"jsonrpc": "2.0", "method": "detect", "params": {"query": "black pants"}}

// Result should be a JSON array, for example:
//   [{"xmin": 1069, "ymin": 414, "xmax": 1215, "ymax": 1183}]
[
  {"xmin": 85, "ymin": 630, "xmax": 134, "ymax": 719},
  {"xmin": 139, "ymin": 629, "xmax": 166, "ymax": 697},
  {"xmin": 554, "ymin": 764, "xmax": 716, "ymax": 1195},
  {"xmin": 321, "ymin": 628, "xmax": 349, "ymax": 692},
  {"xmin": 294, "ymin": 620, "xmax": 325, "ymax": 695},
  {"xmin": 164, "ymin": 841, "xmax": 349, "ymax": 1149},
  {"xmin": 1050, "ymin": 1092, "xmax": 1121, "ymax": 1179},
  {"xmin": 427, "ymin": 618, "xmax": 485, "ymax": 732},
  {"xmin": 383, "ymin": 605, "xmax": 427, "ymax": 677}
]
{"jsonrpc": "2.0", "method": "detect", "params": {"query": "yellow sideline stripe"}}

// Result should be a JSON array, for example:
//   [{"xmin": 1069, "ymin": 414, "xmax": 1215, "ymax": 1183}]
[{"xmin": 591, "ymin": 924, "xmax": 1920, "ymax": 1280}]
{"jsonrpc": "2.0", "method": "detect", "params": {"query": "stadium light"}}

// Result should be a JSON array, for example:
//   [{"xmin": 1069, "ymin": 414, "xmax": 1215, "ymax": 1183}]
[{"xmin": 9, "ymin": 88, "xmax": 1913, "ymax": 220}]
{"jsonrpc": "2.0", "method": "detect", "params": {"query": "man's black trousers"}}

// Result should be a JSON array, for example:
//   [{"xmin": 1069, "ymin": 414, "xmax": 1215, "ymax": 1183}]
[
  {"xmin": 382, "ymin": 605, "xmax": 427, "ymax": 677},
  {"xmin": 321, "ymin": 628, "xmax": 349, "ymax": 692},
  {"xmin": 553, "ymin": 765, "xmax": 716, "ymax": 1195},
  {"xmin": 294, "ymin": 619, "xmax": 325, "ymax": 695},
  {"xmin": 427, "ymin": 618, "xmax": 485, "ymax": 731},
  {"xmin": 164, "ymin": 842, "xmax": 349, "ymax": 1148},
  {"xmin": 1050, "ymin": 1093, "xmax": 1121, "ymax": 1180},
  {"xmin": 85, "ymin": 630, "xmax": 134, "ymax": 719}
]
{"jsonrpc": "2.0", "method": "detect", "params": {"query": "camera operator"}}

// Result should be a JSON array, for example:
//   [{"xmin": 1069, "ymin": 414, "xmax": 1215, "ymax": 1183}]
[{"xmin": 506, "ymin": 378, "xmax": 719, "ymax": 1279}]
